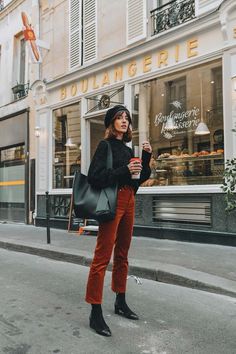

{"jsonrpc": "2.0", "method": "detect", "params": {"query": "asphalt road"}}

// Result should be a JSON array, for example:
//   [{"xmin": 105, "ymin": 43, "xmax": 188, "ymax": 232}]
[{"xmin": 0, "ymin": 248, "xmax": 236, "ymax": 354}]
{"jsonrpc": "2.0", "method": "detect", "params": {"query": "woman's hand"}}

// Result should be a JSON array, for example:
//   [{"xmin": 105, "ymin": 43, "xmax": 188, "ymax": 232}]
[
  {"xmin": 127, "ymin": 160, "xmax": 142, "ymax": 175},
  {"xmin": 142, "ymin": 141, "xmax": 152, "ymax": 153}
]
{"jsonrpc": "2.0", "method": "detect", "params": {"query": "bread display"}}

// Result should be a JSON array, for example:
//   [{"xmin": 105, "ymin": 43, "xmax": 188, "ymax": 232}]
[
  {"xmin": 157, "ymin": 149, "xmax": 224, "ymax": 160},
  {"xmin": 157, "ymin": 153, "xmax": 170, "ymax": 159},
  {"xmin": 198, "ymin": 150, "xmax": 209, "ymax": 156},
  {"xmin": 153, "ymin": 146, "xmax": 224, "ymax": 185},
  {"xmin": 191, "ymin": 152, "xmax": 199, "ymax": 157}
]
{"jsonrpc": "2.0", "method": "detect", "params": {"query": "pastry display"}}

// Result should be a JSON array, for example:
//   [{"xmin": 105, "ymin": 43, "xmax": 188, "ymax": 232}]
[
  {"xmin": 192, "ymin": 152, "xmax": 199, "ymax": 157},
  {"xmin": 157, "ymin": 149, "xmax": 224, "ymax": 160},
  {"xmin": 158, "ymin": 153, "xmax": 170, "ymax": 159},
  {"xmin": 153, "ymin": 143, "xmax": 224, "ymax": 185},
  {"xmin": 198, "ymin": 150, "xmax": 209, "ymax": 156},
  {"xmin": 141, "ymin": 178, "xmax": 160, "ymax": 187}
]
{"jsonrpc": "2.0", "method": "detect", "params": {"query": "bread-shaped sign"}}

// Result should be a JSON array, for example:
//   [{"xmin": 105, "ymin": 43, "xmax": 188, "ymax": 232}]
[{"xmin": 21, "ymin": 12, "xmax": 40, "ymax": 62}]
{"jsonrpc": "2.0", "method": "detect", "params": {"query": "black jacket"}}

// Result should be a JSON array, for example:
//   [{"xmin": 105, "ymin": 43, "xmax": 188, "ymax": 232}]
[{"xmin": 88, "ymin": 138, "xmax": 151, "ymax": 193}]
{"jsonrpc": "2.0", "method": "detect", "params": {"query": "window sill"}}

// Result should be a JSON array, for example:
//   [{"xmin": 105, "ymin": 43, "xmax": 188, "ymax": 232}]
[{"xmin": 138, "ymin": 184, "xmax": 223, "ymax": 194}]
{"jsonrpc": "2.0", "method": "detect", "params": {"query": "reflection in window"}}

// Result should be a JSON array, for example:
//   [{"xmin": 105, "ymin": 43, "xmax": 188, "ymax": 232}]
[
  {"xmin": 0, "ymin": 145, "xmax": 25, "ymax": 167},
  {"xmin": 53, "ymin": 103, "xmax": 81, "ymax": 189},
  {"xmin": 86, "ymin": 87, "xmax": 124, "ymax": 113},
  {"xmin": 132, "ymin": 60, "xmax": 224, "ymax": 186}
]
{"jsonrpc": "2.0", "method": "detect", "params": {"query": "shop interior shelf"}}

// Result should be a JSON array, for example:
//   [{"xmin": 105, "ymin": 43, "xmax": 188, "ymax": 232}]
[{"xmin": 157, "ymin": 154, "xmax": 224, "ymax": 163}]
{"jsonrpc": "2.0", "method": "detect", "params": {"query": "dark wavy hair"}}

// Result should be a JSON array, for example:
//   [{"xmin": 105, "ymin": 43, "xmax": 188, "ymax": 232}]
[{"xmin": 104, "ymin": 111, "xmax": 132, "ymax": 142}]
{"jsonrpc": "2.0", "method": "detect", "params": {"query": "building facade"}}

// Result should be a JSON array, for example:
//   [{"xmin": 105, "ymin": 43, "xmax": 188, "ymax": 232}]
[
  {"xmin": 34, "ymin": 0, "xmax": 236, "ymax": 244},
  {"xmin": 0, "ymin": 0, "xmax": 41, "ymax": 224}
]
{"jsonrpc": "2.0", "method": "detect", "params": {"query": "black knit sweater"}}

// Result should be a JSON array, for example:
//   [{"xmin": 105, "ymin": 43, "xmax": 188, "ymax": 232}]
[{"xmin": 88, "ymin": 138, "xmax": 151, "ymax": 192}]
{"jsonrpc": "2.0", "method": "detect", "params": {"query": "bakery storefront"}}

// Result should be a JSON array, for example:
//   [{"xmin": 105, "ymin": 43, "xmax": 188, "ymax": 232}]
[
  {"xmin": 132, "ymin": 59, "xmax": 224, "ymax": 188},
  {"xmin": 129, "ymin": 58, "xmax": 234, "ymax": 243},
  {"xmin": 35, "ymin": 29, "xmax": 236, "ymax": 243}
]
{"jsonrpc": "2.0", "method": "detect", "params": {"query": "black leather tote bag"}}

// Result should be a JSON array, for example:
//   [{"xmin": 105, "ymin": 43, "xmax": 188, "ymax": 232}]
[{"xmin": 73, "ymin": 141, "xmax": 118, "ymax": 223}]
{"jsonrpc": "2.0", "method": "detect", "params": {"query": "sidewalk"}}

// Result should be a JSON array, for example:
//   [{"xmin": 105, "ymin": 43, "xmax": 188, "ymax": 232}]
[{"xmin": 0, "ymin": 222, "xmax": 236, "ymax": 298}]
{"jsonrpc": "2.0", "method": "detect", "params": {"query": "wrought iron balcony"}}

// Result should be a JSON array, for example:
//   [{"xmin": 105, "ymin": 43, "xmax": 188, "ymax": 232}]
[
  {"xmin": 12, "ymin": 82, "xmax": 30, "ymax": 100},
  {"xmin": 0, "ymin": 0, "xmax": 4, "ymax": 11},
  {"xmin": 151, "ymin": 0, "xmax": 195, "ymax": 36}
]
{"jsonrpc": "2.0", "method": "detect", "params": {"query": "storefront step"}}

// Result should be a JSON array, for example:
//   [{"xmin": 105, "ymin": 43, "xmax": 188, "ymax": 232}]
[{"xmin": 133, "ymin": 225, "xmax": 236, "ymax": 247}]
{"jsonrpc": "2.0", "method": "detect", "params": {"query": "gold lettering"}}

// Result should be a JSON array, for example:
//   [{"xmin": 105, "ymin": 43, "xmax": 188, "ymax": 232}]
[
  {"xmin": 128, "ymin": 61, "xmax": 137, "ymax": 77},
  {"xmin": 60, "ymin": 87, "xmax": 67, "ymax": 100},
  {"xmin": 158, "ymin": 50, "xmax": 168, "ymax": 67},
  {"xmin": 187, "ymin": 39, "xmax": 198, "ymax": 58},
  {"xmin": 102, "ymin": 72, "xmax": 110, "ymax": 86},
  {"xmin": 114, "ymin": 67, "xmax": 123, "ymax": 82},
  {"xmin": 81, "ymin": 79, "xmax": 88, "ymax": 93},
  {"xmin": 71, "ymin": 84, "xmax": 77, "ymax": 96},
  {"xmin": 143, "ymin": 56, "xmax": 152, "ymax": 73},
  {"xmin": 175, "ymin": 45, "xmax": 180, "ymax": 62},
  {"xmin": 92, "ymin": 76, "xmax": 99, "ymax": 89}
]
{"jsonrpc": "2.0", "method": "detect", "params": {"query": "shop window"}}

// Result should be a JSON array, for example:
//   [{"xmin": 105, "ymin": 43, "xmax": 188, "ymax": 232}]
[
  {"xmin": 52, "ymin": 103, "xmax": 81, "ymax": 189},
  {"xmin": 0, "ymin": 145, "xmax": 25, "ymax": 167},
  {"xmin": 0, "ymin": 144, "xmax": 25, "ymax": 223},
  {"xmin": 132, "ymin": 60, "xmax": 224, "ymax": 187}
]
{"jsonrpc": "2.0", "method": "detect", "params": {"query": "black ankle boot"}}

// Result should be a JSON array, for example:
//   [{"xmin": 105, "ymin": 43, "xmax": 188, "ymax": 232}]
[
  {"xmin": 89, "ymin": 304, "xmax": 112, "ymax": 337},
  {"xmin": 114, "ymin": 293, "xmax": 139, "ymax": 320}
]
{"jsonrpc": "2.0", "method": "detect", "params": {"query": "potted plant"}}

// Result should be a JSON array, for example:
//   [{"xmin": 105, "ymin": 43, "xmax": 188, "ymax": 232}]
[{"xmin": 221, "ymin": 132, "xmax": 236, "ymax": 211}]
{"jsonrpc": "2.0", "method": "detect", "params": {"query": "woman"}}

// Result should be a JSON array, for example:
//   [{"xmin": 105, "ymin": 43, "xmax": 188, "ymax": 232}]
[{"xmin": 85, "ymin": 105, "xmax": 152, "ymax": 336}]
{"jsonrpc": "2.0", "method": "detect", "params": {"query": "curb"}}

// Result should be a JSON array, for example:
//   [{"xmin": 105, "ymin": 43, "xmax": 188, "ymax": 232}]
[{"xmin": 1, "ymin": 240, "xmax": 236, "ymax": 299}]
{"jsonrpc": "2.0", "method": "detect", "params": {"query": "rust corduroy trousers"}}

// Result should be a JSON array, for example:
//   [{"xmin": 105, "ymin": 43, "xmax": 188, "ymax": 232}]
[{"xmin": 85, "ymin": 186, "xmax": 135, "ymax": 304}]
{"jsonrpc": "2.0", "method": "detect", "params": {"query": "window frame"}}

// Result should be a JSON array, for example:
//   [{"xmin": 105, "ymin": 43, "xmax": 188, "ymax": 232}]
[{"xmin": 130, "ymin": 59, "xmax": 225, "ymax": 194}]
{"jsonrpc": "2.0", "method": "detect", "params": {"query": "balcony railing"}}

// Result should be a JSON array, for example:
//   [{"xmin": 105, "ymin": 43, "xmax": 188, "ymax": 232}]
[
  {"xmin": 0, "ymin": 0, "xmax": 4, "ymax": 10},
  {"xmin": 151, "ymin": 0, "xmax": 195, "ymax": 36},
  {"xmin": 12, "ymin": 82, "xmax": 30, "ymax": 100}
]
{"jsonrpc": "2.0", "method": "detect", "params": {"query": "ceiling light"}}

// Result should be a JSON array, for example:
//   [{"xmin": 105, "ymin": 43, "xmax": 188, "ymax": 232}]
[
  {"xmin": 65, "ymin": 138, "xmax": 77, "ymax": 147},
  {"xmin": 195, "ymin": 122, "xmax": 210, "ymax": 135}
]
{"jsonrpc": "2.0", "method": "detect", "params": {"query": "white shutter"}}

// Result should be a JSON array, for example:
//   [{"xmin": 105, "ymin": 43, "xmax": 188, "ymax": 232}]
[
  {"xmin": 127, "ymin": 0, "xmax": 147, "ymax": 45},
  {"xmin": 69, "ymin": 0, "xmax": 82, "ymax": 69},
  {"xmin": 83, "ymin": 0, "xmax": 97, "ymax": 63}
]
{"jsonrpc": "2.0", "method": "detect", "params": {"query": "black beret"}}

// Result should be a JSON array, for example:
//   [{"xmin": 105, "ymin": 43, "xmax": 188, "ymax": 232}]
[{"xmin": 104, "ymin": 105, "xmax": 132, "ymax": 128}]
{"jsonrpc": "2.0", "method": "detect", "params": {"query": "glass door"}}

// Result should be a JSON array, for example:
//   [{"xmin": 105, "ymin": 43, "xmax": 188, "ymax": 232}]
[
  {"xmin": 0, "ymin": 144, "xmax": 25, "ymax": 222},
  {"xmin": 89, "ymin": 115, "xmax": 106, "ymax": 159}
]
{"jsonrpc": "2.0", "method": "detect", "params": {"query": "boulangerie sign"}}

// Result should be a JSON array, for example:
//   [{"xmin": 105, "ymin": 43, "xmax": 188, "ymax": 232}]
[
  {"xmin": 154, "ymin": 101, "xmax": 200, "ymax": 140},
  {"xmin": 58, "ymin": 38, "xmax": 199, "ymax": 101}
]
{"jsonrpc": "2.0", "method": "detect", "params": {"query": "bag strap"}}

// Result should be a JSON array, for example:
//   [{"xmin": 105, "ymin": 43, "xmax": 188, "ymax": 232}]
[{"xmin": 104, "ymin": 140, "xmax": 113, "ymax": 169}]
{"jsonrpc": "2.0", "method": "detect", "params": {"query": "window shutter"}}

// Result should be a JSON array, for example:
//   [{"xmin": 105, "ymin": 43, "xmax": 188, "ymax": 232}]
[
  {"xmin": 127, "ymin": 0, "xmax": 146, "ymax": 45},
  {"xmin": 69, "ymin": 0, "xmax": 82, "ymax": 69},
  {"xmin": 83, "ymin": 0, "xmax": 97, "ymax": 63}
]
